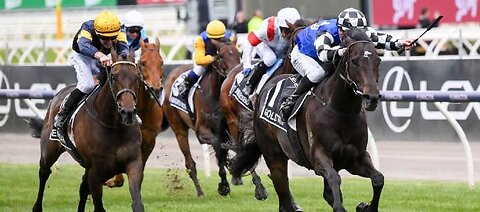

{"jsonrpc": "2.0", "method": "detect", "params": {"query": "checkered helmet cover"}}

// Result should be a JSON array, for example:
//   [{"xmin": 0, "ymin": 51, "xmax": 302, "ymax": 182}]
[{"xmin": 337, "ymin": 8, "xmax": 367, "ymax": 30}]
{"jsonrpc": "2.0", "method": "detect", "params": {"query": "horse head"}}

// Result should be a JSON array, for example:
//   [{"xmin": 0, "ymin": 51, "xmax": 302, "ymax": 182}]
[
  {"xmin": 138, "ymin": 38, "xmax": 164, "ymax": 98},
  {"xmin": 339, "ymin": 28, "xmax": 381, "ymax": 111},
  {"xmin": 110, "ymin": 47, "xmax": 141, "ymax": 125},
  {"xmin": 210, "ymin": 39, "xmax": 241, "ymax": 77}
]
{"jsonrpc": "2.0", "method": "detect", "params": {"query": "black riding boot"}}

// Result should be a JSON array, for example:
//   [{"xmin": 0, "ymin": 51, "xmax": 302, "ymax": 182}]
[
  {"xmin": 178, "ymin": 71, "xmax": 199, "ymax": 95},
  {"xmin": 54, "ymin": 88, "xmax": 85, "ymax": 129},
  {"xmin": 242, "ymin": 61, "xmax": 269, "ymax": 95},
  {"xmin": 280, "ymin": 77, "xmax": 316, "ymax": 121}
]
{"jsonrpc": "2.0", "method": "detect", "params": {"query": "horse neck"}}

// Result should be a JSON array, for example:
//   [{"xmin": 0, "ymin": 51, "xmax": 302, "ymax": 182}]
[
  {"xmin": 324, "ymin": 64, "xmax": 363, "ymax": 115},
  {"xmin": 206, "ymin": 67, "xmax": 224, "ymax": 99},
  {"xmin": 95, "ymin": 82, "xmax": 122, "ymax": 125}
]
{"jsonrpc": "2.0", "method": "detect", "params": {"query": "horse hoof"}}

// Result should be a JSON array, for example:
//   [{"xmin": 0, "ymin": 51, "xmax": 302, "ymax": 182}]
[
  {"xmin": 196, "ymin": 190, "xmax": 204, "ymax": 197},
  {"xmin": 231, "ymin": 176, "xmax": 243, "ymax": 186},
  {"xmin": 218, "ymin": 182, "xmax": 230, "ymax": 196},
  {"xmin": 255, "ymin": 188, "xmax": 268, "ymax": 201},
  {"xmin": 104, "ymin": 179, "xmax": 124, "ymax": 188},
  {"xmin": 356, "ymin": 202, "xmax": 370, "ymax": 212}
]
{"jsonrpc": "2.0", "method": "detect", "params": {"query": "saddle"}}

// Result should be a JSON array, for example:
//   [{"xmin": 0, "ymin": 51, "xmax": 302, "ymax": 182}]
[{"xmin": 230, "ymin": 59, "xmax": 284, "ymax": 111}]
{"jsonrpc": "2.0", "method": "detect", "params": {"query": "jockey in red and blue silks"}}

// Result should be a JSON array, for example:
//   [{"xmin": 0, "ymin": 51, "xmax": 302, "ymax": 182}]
[{"xmin": 280, "ymin": 8, "xmax": 414, "ymax": 120}]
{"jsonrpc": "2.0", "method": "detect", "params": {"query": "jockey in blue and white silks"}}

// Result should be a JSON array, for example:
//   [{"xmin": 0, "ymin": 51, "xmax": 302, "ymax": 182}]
[{"xmin": 280, "ymin": 8, "xmax": 415, "ymax": 120}]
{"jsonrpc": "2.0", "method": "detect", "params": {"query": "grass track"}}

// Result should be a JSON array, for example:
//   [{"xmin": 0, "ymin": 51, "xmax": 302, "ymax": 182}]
[{"xmin": 1, "ymin": 164, "xmax": 479, "ymax": 211}]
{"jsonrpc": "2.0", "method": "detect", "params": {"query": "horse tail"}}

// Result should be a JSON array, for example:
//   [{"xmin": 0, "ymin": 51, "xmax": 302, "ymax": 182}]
[
  {"xmin": 229, "ymin": 141, "xmax": 262, "ymax": 178},
  {"xmin": 26, "ymin": 118, "xmax": 44, "ymax": 138}
]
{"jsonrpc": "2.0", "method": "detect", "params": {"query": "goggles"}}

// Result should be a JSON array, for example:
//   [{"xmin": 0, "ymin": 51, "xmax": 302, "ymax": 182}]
[
  {"xmin": 98, "ymin": 35, "xmax": 117, "ymax": 41},
  {"xmin": 127, "ymin": 26, "xmax": 143, "ymax": 33}
]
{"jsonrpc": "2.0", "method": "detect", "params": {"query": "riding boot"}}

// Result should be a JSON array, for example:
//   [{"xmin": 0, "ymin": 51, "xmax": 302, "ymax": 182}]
[
  {"xmin": 242, "ymin": 61, "xmax": 269, "ymax": 95},
  {"xmin": 177, "ymin": 70, "xmax": 199, "ymax": 96},
  {"xmin": 280, "ymin": 77, "xmax": 316, "ymax": 121},
  {"xmin": 54, "ymin": 88, "xmax": 85, "ymax": 129}
]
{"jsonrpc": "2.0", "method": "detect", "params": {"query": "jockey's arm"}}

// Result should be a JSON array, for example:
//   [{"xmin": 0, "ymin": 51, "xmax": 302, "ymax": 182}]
[
  {"xmin": 366, "ymin": 27, "xmax": 413, "ymax": 51},
  {"xmin": 315, "ymin": 32, "xmax": 342, "ymax": 63},
  {"xmin": 77, "ymin": 29, "xmax": 100, "ymax": 58},
  {"xmin": 193, "ymin": 36, "xmax": 214, "ymax": 66}
]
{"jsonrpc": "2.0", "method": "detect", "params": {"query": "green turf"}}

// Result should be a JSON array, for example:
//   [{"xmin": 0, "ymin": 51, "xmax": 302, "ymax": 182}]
[{"xmin": 0, "ymin": 163, "xmax": 479, "ymax": 211}]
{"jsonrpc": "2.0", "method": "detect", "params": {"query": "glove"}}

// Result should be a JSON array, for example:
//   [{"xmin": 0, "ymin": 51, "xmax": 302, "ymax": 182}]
[{"xmin": 242, "ymin": 68, "xmax": 252, "ymax": 76}]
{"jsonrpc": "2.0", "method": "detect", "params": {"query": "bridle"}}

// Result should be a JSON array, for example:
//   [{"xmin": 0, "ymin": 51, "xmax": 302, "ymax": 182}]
[
  {"xmin": 137, "ymin": 55, "xmax": 164, "ymax": 107},
  {"xmin": 109, "ymin": 61, "xmax": 139, "ymax": 112},
  {"xmin": 337, "ymin": 40, "xmax": 375, "ymax": 96}
]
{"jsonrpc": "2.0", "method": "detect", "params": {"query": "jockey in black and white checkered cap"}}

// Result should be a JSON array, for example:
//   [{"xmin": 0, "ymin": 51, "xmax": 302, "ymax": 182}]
[{"xmin": 279, "ymin": 7, "xmax": 414, "ymax": 120}]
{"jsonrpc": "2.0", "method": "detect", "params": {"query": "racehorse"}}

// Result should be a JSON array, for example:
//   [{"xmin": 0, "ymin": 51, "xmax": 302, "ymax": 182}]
[
  {"xmin": 162, "ymin": 39, "xmax": 241, "ymax": 197},
  {"xmin": 105, "ymin": 38, "xmax": 169, "ymax": 188},
  {"xmin": 219, "ymin": 20, "xmax": 309, "ymax": 200},
  {"xmin": 29, "ymin": 49, "xmax": 145, "ymax": 211},
  {"xmin": 230, "ymin": 28, "xmax": 384, "ymax": 212}
]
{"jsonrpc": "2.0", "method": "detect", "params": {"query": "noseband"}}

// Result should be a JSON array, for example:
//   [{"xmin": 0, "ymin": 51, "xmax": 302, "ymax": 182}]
[
  {"xmin": 109, "ymin": 61, "xmax": 139, "ymax": 111},
  {"xmin": 338, "ymin": 40, "xmax": 374, "ymax": 96}
]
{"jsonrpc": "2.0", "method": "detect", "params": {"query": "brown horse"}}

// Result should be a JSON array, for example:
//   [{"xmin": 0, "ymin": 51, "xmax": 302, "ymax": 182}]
[
  {"xmin": 163, "ymin": 40, "xmax": 240, "ymax": 197},
  {"xmin": 230, "ymin": 28, "xmax": 384, "ymax": 212},
  {"xmin": 105, "ymin": 38, "xmax": 169, "ymax": 187},
  {"xmin": 29, "ymin": 50, "xmax": 145, "ymax": 211}
]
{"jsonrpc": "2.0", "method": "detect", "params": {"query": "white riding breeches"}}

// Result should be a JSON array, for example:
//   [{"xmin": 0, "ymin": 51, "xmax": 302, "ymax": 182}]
[
  {"xmin": 69, "ymin": 52, "xmax": 101, "ymax": 93},
  {"xmin": 256, "ymin": 42, "xmax": 278, "ymax": 67},
  {"xmin": 290, "ymin": 45, "xmax": 325, "ymax": 83},
  {"xmin": 192, "ymin": 64, "xmax": 207, "ymax": 76}
]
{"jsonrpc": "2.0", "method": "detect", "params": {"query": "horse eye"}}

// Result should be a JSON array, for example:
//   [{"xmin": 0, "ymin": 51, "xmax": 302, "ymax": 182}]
[{"xmin": 351, "ymin": 58, "xmax": 359, "ymax": 66}]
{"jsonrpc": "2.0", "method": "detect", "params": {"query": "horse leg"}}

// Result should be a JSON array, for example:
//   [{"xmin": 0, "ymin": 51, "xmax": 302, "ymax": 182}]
[
  {"xmin": 212, "ymin": 139, "xmax": 230, "ymax": 196},
  {"xmin": 263, "ymin": 154, "xmax": 302, "ymax": 211},
  {"xmin": 313, "ymin": 150, "xmax": 346, "ymax": 212},
  {"xmin": 32, "ymin": 141, "xmax": 64, "ymax": 212},
  {"xmin": 86, "ymin": 168, "xmax": 106, "ymax": 212},
  {"xmin": 174, "ymin": 128, "xmax": 204, "ymax": 197},
  {"xmin": 251, "ymin": 170, "xmax": 268, "ymax": 200},
  {"xmin": 126, "ymin": 160, "xmax": 145, "ymax": 212},
  {"xmin": 346, "ymin": 153, "xmax": 384, "ymax": 212},
  {"xmin": 78, "ymin": 170, "xmax": 90, "ymax": 212}
]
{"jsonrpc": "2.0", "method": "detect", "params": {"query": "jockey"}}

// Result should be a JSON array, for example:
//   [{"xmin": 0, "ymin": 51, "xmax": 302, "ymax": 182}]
[
  {"xmin": 280, "ymin": 8, "xmax": 414, "ymax": 119},
  {"xmin": 175, "ymin": 20, "xmax": 235, "ymax": 95},
  {"xmin": 241, "ymin": 7, "xmax": 301, "ymax": 96},
  {"xmin": 123, "ymin": 10, "xmax": 149, "ymax": 56},
  {"xmin": 54, "ymin": 11, "xmax": 129, "ymax": 130}
]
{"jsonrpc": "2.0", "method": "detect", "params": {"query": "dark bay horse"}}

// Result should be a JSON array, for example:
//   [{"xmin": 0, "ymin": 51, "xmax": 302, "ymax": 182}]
[
  {"xmin": 231, "ymin": 28, "xmax": 384, "ymax": 212},
  {"xmin": 163, "ymin": 40, "xmax": 241, "ymax": 197},
  {"xmin": 29, "ymin": 50, "xmax": 145, "ymax": 211},
  {"xmin": 105, "ymin": 38, "xmax": 169, "ymax": 187}
]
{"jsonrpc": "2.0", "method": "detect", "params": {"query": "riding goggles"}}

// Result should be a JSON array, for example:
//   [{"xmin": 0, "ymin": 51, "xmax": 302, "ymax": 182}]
[
  {"xmin": 98, "ymin": 35, "xmax": 118, "ymax": 41},
  {"xmin": 127, "ymin": 26, "xmax": 143, "ymax": 33}
]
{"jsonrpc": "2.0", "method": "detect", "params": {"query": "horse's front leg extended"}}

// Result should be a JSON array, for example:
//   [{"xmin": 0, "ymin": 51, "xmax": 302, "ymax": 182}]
[
  {"xmin": 313, "ymin": 149, "xmax": 346, "ymax": 212},
  {"xmin": 78, "ymin": 171, "xmax": 90, "ymax": 212},
  {"xmin": 347, "ymin": 152, "xmax": 384, "ymax": 212},
  {"xmin": 126, "ymin": 160, "xmax": 145, "ymax": 212}
]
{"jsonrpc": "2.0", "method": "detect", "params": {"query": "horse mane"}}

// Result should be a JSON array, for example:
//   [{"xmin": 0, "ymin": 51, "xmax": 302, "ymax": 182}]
[{"xmin": 342, "ymin": 28, "xmax": 370, "ymax": 46}]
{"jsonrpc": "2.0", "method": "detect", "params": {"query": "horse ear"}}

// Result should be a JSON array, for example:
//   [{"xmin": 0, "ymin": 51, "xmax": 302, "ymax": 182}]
[
  {"xmin": 231, "ymin": 35, "xmax": 237, "ymax": 45},
  {"xmin": 286, "ymin": 21, "xmax": 296, "ymax": 31},
  {"xmin": 111, "ymin": 46, "xmax": 118, "ymax": 62},
  {"xmin": 140, "ymin": 39, "xmax": 145, "ymax": 49},
  {"xmin": 155, "ymin": 37, "xmax": 161, "ymax": 49},
  {"xmin": 211, "ymin": 39, "xmax": 222, "ymax": 49},
  {"xmin": 128, "ymin": 47, "xmax": 135, "ymax": 62}
]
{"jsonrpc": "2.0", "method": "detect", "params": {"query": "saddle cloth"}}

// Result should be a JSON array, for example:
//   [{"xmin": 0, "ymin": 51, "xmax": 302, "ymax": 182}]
[
  {"xmin": 169, "ymin": 74, "xmax": 203, "ymax": 115},
  {"xmin": 258, "ymin": 74, "xmax": 310, "ymax": 132},
  {"xmin": 230, "ymin": 59, "xmax": 284, "ymax": 111}
]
